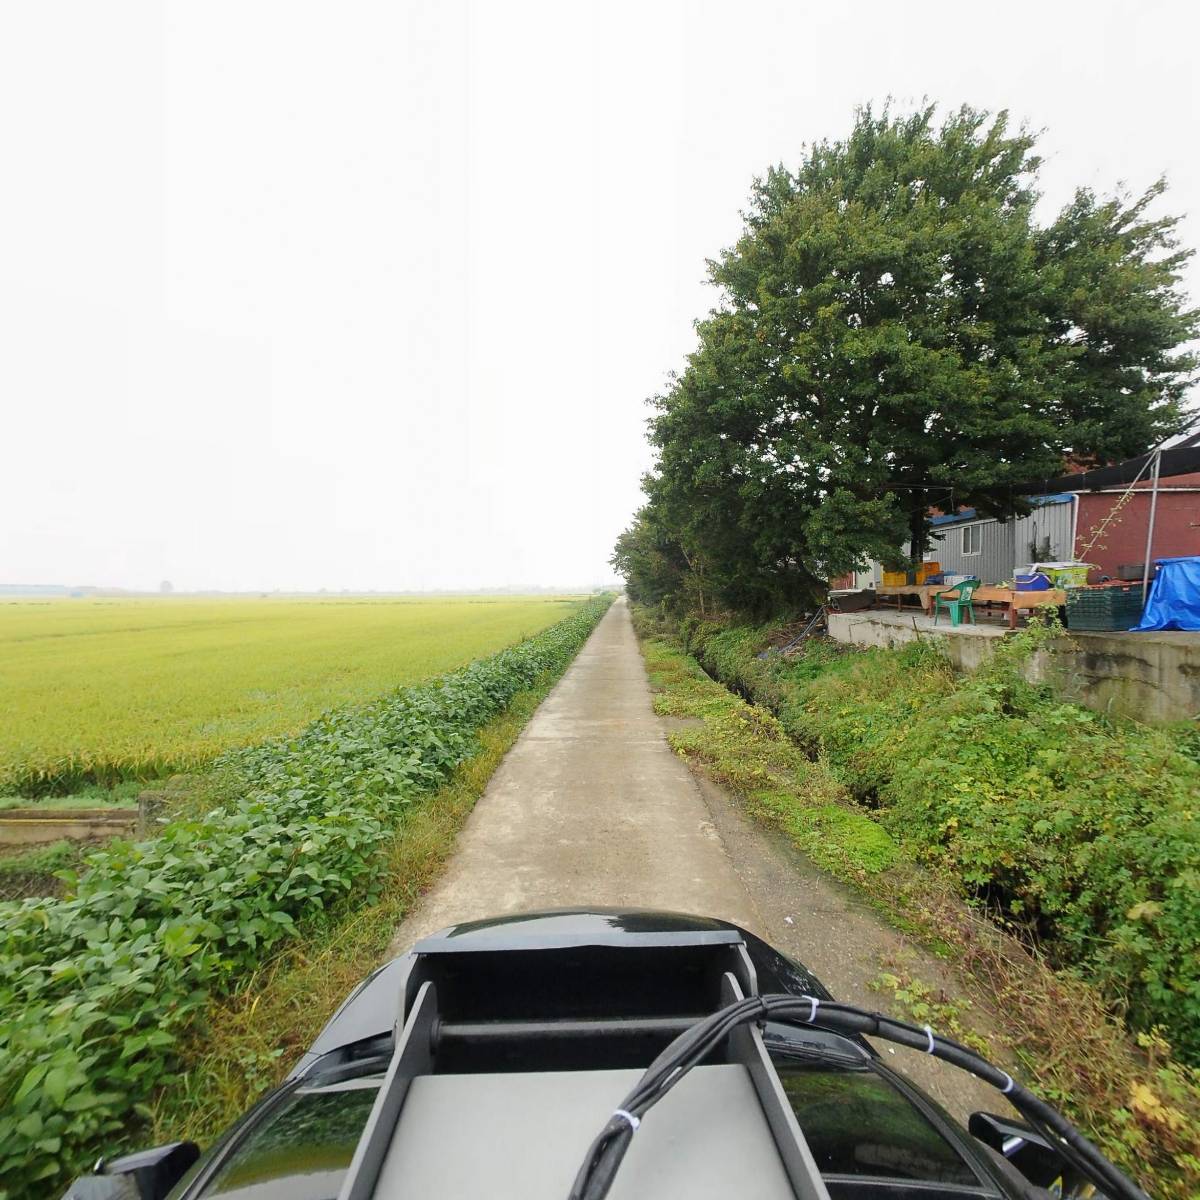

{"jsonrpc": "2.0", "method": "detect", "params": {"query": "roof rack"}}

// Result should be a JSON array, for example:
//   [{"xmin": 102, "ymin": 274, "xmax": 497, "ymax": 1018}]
[{"xmin": 334, "ymin": 929, "xmax": 832, "ymax": 1200}]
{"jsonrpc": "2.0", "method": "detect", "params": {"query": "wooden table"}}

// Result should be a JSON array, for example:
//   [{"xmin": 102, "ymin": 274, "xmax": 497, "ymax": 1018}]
[
  {"xmin": 873, "ymin": 580, "xmax": 1070, "ymax": 628},
  {"xmin": 875, "ymin": 584, "xmax": 1067, "ymax": 628},
  {"xmin": 875, "ymin": 584, "xmax": 947, "ymax": 612},
  {"xmin": 971, "ymin": 586, "xmax": 1067, "ymax": 629}
]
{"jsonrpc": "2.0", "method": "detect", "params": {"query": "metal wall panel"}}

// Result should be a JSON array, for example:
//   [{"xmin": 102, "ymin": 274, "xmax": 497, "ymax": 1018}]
[
  {"xmin": 1011, "ymin": 499, "xmax": 1075, "ymax": 567},
  {"xmin": 930, "ymin": 499, "xmax": 1075, "ymax": 582},
  {"xmin": 866, "ymin": 498, "xmax": 1077, "ymax": 586},
  {"xmin": 930, "ymin": 519, "xmax": 1015, "ymax": 584}
]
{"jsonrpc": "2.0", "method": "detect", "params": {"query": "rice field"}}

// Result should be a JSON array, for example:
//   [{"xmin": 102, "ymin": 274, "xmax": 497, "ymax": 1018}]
[{"xmin": 0, "ymin": 595, "xmax": 586, "ymax": 797}]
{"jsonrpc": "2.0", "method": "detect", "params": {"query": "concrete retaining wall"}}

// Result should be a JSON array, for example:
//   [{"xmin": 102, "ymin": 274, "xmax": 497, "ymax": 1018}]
[
  {"xmin": 827, "ymin": 612, "xmax": 1003, "ymax": 673},
  {"xmin": 0, "ymin": 807, "xmax": 139, "ymax": 846},
  {"xmin": 1027, "ymin": 631, "xmax": 1200, "ymax": 724},
  {"xmin": 827, "ymin": 613, "xmax": 1200, "ymax": 723}
]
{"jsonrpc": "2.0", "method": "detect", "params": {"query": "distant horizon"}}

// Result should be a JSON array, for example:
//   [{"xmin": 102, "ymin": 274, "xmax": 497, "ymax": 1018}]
[
  {"xmin": 4, "ymin": 3, "xmax": 1196, "ymax": 595},
  {"xmin": 0, "ymin": 581, "xmax": 622, "ymax": 597}
]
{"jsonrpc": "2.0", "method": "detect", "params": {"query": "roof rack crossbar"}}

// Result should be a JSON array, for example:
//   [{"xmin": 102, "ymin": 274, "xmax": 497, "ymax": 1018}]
[
  {"xmin": 434, "ymin": 1015, "xmax": 703, "ymax": 1045},
  {"xmin": 336, "ymin": 980, "xmax": 438, "ymax": 1200},
  {"xmin": 720, "ymin": 972, "xmax": 832, "ymax": 1200},
  {"xmin": 335, "ymin": 936, "xmax": 815, "ymax": 1200}
]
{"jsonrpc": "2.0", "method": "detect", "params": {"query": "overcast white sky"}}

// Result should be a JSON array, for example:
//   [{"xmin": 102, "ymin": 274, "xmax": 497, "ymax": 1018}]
[{"xmin": 2, "ymin": 1, "xmax": 1197, "ymax": 592}]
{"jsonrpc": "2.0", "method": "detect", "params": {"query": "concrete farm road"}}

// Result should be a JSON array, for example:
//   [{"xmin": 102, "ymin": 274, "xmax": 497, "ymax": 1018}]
[
  {"xmin": 388, "ymin": 596, "xmax": 1009, "ymax": 1120},
  {"xmin": 389, "ymin": 595, "xmax": 761, "ymax": 942}
]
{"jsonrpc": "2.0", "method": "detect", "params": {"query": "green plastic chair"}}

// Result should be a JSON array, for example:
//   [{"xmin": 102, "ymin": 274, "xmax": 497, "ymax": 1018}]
[{"xmin": 933, "ymin": 578, "xmax": 980, "ymax": 627}]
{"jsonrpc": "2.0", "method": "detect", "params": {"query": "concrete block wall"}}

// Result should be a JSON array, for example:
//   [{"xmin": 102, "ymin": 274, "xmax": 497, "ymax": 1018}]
[{"xmin": 826, "ymin": 613, "xmax": 1200, "ymax": 724}]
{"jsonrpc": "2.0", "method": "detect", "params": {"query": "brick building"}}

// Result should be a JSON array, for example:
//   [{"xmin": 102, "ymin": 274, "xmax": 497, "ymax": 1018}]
[
  {"xmin": 1073, "ymin": 472, "xmax": 1200, "ymax": 580},
  {"xmin": 831, "ymin": 438, "xmax": 1200, "ymax": 589}
]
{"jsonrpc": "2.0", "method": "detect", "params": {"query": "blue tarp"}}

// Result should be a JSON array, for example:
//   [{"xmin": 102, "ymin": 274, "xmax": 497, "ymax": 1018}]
[{"xmin": 1130, "ymin": 556, "xmax": 1200, "ymax": 631}]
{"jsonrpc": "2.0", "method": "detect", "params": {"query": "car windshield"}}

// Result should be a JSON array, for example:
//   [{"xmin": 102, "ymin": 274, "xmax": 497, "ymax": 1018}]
[
  {"xmin": 772, "ymin": 1058, "xmax": 984, "ymax": 1188},
  {"xmin": 196, "ymin": 1076, "xmax": 382, "ymax": 1200}
]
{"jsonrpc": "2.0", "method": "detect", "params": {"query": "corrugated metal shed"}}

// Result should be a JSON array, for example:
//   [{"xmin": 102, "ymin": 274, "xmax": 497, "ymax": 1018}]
[
  {"xmin": 1011, "ymin": 495, "xmax": 1076, "ymax": 566},
  {"xmin": 930, "ymin": 516, "xmax": 1014, "ymax": 584},
  {"xmin": 928, "ymin": 496, "xmax": 1075, "ymax": 584}
]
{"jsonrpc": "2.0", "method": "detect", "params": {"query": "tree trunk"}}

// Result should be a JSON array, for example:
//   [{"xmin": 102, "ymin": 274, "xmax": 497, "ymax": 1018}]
[{"xmin": 909, "ymin": 507, "xmax": 926, "ymax": 562}]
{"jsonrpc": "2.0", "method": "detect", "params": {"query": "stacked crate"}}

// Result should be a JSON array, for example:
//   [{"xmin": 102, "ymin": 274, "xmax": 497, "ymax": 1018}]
[{"xmin": 1065, "ymin": 584, "xmax": 1145, "ymax": 631}]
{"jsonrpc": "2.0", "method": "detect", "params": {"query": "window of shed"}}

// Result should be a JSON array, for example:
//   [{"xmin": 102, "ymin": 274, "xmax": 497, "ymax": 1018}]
[{"xmin": 961, "ymin": 525, "xmax": 982, "ymax": 555}]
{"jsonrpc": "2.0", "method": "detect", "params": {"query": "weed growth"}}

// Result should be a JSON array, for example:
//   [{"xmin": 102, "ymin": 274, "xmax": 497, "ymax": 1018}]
[
  {"xmin": 870, "ymin": 963, "xmax": 992, "ymax": 1057},
  {"xmin": 637, "ymin": 610, "xmax": 1200, "ymax": 1197}
]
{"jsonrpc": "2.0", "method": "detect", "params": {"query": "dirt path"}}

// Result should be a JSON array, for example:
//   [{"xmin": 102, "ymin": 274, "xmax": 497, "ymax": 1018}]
[{"xmin": 390, "ymin": 596, "xmax": 1007, "ymax": 1120}]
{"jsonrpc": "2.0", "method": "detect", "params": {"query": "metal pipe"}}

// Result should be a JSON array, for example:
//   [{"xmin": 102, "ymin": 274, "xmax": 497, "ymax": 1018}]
[
  {"xmin": 435, "ymin": 1016, "xmax": 703, "ymax": 1045},
  {"xmin": 1141, "ymin": 449, "xmax": 1162, "ymax": 601}
]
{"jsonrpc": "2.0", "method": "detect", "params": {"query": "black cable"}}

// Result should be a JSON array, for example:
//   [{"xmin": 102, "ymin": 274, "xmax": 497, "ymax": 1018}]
[{"xmin": 566, "ymin": 994, "xmax": 1151, "ymax": 1200}]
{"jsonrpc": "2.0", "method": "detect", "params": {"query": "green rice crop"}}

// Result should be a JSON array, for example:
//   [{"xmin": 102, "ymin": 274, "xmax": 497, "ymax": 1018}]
[{"xmin": 0, "ymin": 595, "xmax": 585, "ymax": 796}]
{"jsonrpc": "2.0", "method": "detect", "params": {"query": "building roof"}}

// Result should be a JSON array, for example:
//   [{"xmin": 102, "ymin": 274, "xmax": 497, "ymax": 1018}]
[
  {"xmin": 1019, "ymin": 439, "xmax": 1200, "ymax": 495},
  {"xmin": 929, "ymin": 493, "xmax": 1074, "ymax": 528}
]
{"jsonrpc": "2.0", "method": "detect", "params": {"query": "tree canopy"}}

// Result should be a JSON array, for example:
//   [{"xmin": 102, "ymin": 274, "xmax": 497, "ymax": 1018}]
[{"xmin": 615, "ymin": 105, "xmax": 1197, "ymax": 615}]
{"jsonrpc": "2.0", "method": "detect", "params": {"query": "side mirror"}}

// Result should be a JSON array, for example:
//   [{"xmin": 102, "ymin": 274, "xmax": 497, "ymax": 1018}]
[
  {"xmin": 969, "ymin": 1111, "xmax": 1081, "ymax": 1193},
  {"xmin": 62, "ymin": 1142, "xmax": 200, "ymax": 1200}
]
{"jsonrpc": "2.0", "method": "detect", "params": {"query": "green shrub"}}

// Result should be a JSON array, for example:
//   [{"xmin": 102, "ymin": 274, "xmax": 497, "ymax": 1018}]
[
  {"xmin": 695, "ymin": 623, "xmax": 1200, "ymax": 1065},
  {"xmin": 640, "ymin": 614, "xmax": 1200, "ymax": 1197},
  {"xmin": 0, "ymin": 597, "xmax": 611, "ymax": 1198}
]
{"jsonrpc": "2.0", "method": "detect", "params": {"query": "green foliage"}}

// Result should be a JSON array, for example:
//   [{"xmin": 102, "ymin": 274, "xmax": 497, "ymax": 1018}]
[
  {"xmin": 148, "ymin": 664, "xmax": 566, "ymax": 1150},
  {"xmin": 640, "ymin": 637, "xmax": 897, "ymax": 881},
  {"xmin": 653, "ymin": 611, "xmax": 1200, "ymax": 1194},
  {"xmin": 609, "ymin": 507, "xmax": 697, "ymax": 613},
  {"xmin": 800, "ymin": 647, "xmax": 1199, "ymax": 1063},
  {"xmin": 693, "ymin": 622, "xmax": 1200, "ymax": 1065},
  {"xmin": 0, "ymin": 597, "xmax": 611, "ymax": 1198},
  {"xmin": 614, "ymin": 103, "xmax": 1196, "ymax": 611}
]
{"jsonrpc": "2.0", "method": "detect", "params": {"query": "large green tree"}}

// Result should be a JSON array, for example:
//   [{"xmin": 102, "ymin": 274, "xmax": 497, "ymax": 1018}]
[{"xmin": 618, "ymin": 105, "xmax": 1196, "ymax": 614}]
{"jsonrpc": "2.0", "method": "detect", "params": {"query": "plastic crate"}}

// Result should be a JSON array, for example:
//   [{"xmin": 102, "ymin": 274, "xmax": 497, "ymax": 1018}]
[
  {"xmin": 1057, "ymin": 566, "xmax": 1091, "ymax": 588},
  {"xmin": 1065, "ymin": 584, "xmax": 1144, "ymax": 631},
  {"xmin": 882, "ymin": 570, "xmax": 907, "ymax": 587},
  {"xmin": 916, "ymin": 561, "xmax": 942, "ymax": 583},
  {"xmin": 1032, "ymin": 562, "xmax": 1093, "ymax": 588}
]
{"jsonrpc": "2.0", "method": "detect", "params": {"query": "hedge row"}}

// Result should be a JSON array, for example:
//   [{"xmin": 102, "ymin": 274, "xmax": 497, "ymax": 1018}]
[
  {"xmin": 683, "ymin": 617, "xmax": 1200, "ymax": 1066},
  {"xmin": 0, "ymin": 595, "xmax": 611, "ymax": 1197}
]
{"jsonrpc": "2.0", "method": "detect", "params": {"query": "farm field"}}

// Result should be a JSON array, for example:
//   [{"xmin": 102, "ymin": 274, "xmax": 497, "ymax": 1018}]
[{"xmin": 0, "ymin": 595, "xmax": 586, "ymax": 797}]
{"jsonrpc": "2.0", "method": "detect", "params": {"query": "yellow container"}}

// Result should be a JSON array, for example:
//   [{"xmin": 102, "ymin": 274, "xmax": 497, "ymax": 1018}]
[
  {"xmin": 916, "ymin": 562, "xmax": 941, "ymax": 583},
  {"xmin": 882, "ymin": 570, "xmax": 908, "ymax": 587}
]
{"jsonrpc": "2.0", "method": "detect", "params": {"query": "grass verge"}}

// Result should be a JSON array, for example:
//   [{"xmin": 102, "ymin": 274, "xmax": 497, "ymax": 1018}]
[
  {"xmin": 647, "ymin": 638, "xmax": 897, "ymax": 881},
  {"xmin": 148, "ymin": 680, "xmax": 550, "ymax": 1145},
  {"xmin": 634, "ymin": 619, "xmax": 1200, "ymax": 1200},
  {"xmin": 0, "ymin": 842, "xmax": 86, "ymax": 902}
]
